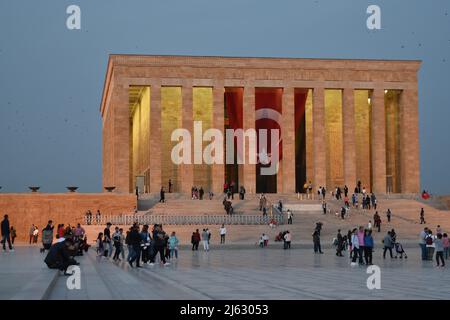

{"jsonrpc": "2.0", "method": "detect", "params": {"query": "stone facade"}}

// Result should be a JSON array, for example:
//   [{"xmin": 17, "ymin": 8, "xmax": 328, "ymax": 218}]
[
  {"xmin": 0, "ymin": 193, "xmax": 136, "ymax": 242},
  {"xmin": 100, "ymin": 55, "xmax": 421, "ymax": 194}
]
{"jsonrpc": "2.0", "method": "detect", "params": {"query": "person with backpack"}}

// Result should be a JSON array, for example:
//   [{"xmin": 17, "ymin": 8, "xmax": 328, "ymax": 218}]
[
  {"xmin": 425, "ymin": 230, "xmax": 435, "ymax": 261},
  {"xmin": 41, "ymin": 220, "xmax": 54, "ymax": 253}
]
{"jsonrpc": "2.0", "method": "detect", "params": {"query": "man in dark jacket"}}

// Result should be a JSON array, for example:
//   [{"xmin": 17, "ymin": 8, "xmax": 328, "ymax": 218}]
[
  {"xmin": 44, "ymin": 238, "xmax": 78, "ymax": 274},
  {"xmin": 1, "ymin": 215, "xmax": 13, "ymax": 252},
  {"xmin": 191, "ymin": 229, "xmax": 200, "ymax": 251},
  {"xmin": 151, "ymin": 225, "xmax": 168, "ymax": 265},
  {"xmin": 128, "ymin": 224, "xmax": 142, "ymax": 268}
]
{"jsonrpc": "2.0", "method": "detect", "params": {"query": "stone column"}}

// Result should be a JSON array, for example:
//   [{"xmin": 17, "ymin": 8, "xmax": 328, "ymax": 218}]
[
  {"xmin": 399, "ymin": 87, "xmax": 420, "ymax": 193},
  {"xmin": 281, "ymin": 87, "xmax": 296, "ymax": 193},
  {"xmin": 312, "ymin": 87, "xmax": 326, "ymax": 190},
  {"xmin": 149, "ymin": 84, "xmax": 162, "ymax": 192},
  {"xmin": 342, "ymin": 88, "xmax": 357, "ymax": 189},
  {"xmin": 111, "ymin": 81, "xmax": 130, "ymax": 193},
  {"xmin": 212, "ymin": 84, "xmax": 225, "ymax": 194},
  {"xmin": 243, "ymin": 86, "xmax": 256, "ymax": 193},
  {"xmin": 180, "ymin": 83, "xmax": 194, "ymax": 193},
  {"xmin": 371, "ymin": 88, "xmax": 387, "ymax": 193}
]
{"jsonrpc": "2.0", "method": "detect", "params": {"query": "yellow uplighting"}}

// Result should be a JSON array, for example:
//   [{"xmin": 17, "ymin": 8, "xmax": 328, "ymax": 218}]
[
  {"xmin": 193, "ymin": 87, "xmax": 213, "ymax": 190},
  {"xmin": 324, "ymin": 89, "xmax": 344, "ymax": 188}
]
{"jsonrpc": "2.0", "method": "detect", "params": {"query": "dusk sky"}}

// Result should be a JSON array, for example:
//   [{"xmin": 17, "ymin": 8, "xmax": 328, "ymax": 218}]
[{"xmin": 0, "ymin": 0, "xmax": 449, "ymax": 194}]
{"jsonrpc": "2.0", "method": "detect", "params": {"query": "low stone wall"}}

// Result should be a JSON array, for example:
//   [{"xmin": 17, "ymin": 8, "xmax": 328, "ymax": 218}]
[
  {"xmin": 0, "ymin": 193, "xmax": 136, "ymax": 242},
  {"xmin": 440, "ymin": 196, "xmax": 450, "ymax": 209}
]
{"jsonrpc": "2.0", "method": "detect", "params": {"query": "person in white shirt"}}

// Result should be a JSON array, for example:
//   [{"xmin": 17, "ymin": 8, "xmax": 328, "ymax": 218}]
[
  {"xmin": 283, "ymin": 231, "xmax": 292, "ymax": 249},
  {"xmin": 367, "ymin": 220, "xmax": 372, "ymax": 230},
  {"xmin": 219, "ymin": 224, "xmax": 227, "ymax": 244},
  {"xmin": 287, "ymin": 210, "xmax": 293, "ymax": 225}
]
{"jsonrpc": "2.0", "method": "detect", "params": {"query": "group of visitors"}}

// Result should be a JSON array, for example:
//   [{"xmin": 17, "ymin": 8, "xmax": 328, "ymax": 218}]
[
  {"xmin": 419, "ymin": 226, "xmax": 448, "ymax": 267},
  {"xmin": 43, "ymin": 220, "xmax": 89, "ymax": 274},
  {"xmin": 96, "ymin": 222, "xmax": 177, "ymax": 268}
]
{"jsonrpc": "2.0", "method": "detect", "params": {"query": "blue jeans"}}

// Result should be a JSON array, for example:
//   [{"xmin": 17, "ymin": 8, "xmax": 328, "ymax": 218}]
[
  {"xmin": 444, "ymin": 247, "xmax": 449, "ymax": 260},
  {"xmin": 420, "ymin": 243, "xmax": 427, "ymax": 260},
  {"xmin": 170, "ymin": 248, "xmax": 178, "ymax": 259}
]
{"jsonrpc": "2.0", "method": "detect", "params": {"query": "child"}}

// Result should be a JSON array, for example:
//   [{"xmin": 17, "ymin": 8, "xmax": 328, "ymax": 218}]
[
  {"xmin": 168, "ymin": 232, "xmax": 179, "ymax": 259},
  {"xmin": 96, "ymin": 232, "xmax": 104, "ymax": 257}
]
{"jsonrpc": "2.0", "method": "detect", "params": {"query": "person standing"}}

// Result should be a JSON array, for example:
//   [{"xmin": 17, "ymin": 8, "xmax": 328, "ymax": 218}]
[
  {"xmin": 284, "ymin": 231, "xmax": 292, "ymax": 249},
  {"xmin": 350, "ymin": 229, "xmax": 360, "ymax": 266},
  {"xmin": 104, "ymin": 222, "xmax": 113, "ymax": 258},
  {"xmin": 202, "ymin": 229, "xmax": 210, "ymax": 252},
  {"xmin": 344, "ymin": 185, "xmax": 349, "ymax": 198},
  {"xmin": 150, "ymin": 224, "xmax": 169, "ymax": 266},
  {"xmin": 383, "ymin": 231, "xmax": 394, "ymax": 259},
  {"xmin": 287, "ymin": 210, "xmax": 293, "ymax": 224},
  {"xmin": 322, "ymin": 201, "xmax": 327, "ymax": 215},
  {"xmin": 10, "ymin": 226, "xmax": 16, "ymax": 245},
  {"xmin": 160, "ymin": 187, "xmax": 166, "ymax": 203},
  {"xmin": 168, "ymin": 232, "xmax": 179, "ymax": 260},
  {"xmin": 219, "ymin": 224, "xmax": 227, "ymax": 244},
  {"xmin": 112, "ymin": 227, "xmax": 123, "ymax": 261},
  {"xmin": 191, "ymin": 229, "xmax": 200, "ymax": 251},
  {"xmin": 312, "ymin": 230, "xmax": 323, "ymax": 254},
  {"xmin": 336, "ymin": 229, "xmax": 344, "ymax": 257},
  {"xmin": 386, "ymin": 209, "xmax": 392, "ymax": 223},
  {"xmin": 364, "ymin": 229, "xmax": 374, "ymax": 265},
  {"xmin": 128, "ymin": 224, "xmax": 142, "ymax": 268},
  {"xmin": 95, "ymin": 210, "xmax": 101, "ymax": 225},
  {"xmin": 435, "ymin": 233, "xmax": 445, "ymax": 267},
  {"xmin": 443, "ymin": 233, "xmax": 449, "ymax": 260},
  {"xmin": 28, "ymin": 224, "xmax": 35, "ymax": 244},
  {"xmin": 168, "ymin": 179, "xmax": 173, "ymax": 193},
  {"xmin": 419, "ymin": 227, "xmax": 429, "ymax": 261},
  {"xmin": 425, "ymin": 230, "xmax": 435, "ymax": 261},
  {"xmin": 357, "ymin": 226, "xmax": 365, "ymax": 265},
  {"xmin": 41, "ymin": 221, "xmax": 54, "ymax": 253},
  {"xmin": 2, "ymin": 215, "xmax": 14, "ymax": 252},
  {"xmin": 32, "ymin": 226, "xmax": 39, "ymax": 244},
  {"xmin": 420, "ymin": 208, "xmax": 426, "ymax": 224}
]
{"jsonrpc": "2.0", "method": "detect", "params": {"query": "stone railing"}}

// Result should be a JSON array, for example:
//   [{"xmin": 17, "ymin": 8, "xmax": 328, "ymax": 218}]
[{"xmin": 84, "ymin": 213, "xmax": 285, "ymax": 226}]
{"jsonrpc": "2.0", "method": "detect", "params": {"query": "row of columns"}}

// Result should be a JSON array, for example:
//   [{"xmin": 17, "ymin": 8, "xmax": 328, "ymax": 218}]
[{"xmin": 108, "ymin": 83, "xmax": 419, "ymax": 194}]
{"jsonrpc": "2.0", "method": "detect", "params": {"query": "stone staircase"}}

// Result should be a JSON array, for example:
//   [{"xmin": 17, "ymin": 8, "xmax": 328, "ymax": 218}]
[{"xmin": 82, "ymin": 195, "xmax": 450, "ymax": 248}]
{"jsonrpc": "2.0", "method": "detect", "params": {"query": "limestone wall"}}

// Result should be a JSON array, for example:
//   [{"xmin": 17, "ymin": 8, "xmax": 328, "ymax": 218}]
[{"xmin": 0, "ymin": 193, "xmax": 136, "ymax": 242}]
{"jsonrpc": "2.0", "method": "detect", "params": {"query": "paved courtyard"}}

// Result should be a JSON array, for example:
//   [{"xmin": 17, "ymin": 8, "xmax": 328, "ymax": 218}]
[{"xmin": 1, "ymin": 245, "xmax": 449, "ymax": 300}]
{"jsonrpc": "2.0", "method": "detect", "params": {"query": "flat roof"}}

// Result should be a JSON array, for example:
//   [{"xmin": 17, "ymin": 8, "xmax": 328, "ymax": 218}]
[{"xmin": 100, "ymin": 54, "xmax": 421, "ymax": 115}]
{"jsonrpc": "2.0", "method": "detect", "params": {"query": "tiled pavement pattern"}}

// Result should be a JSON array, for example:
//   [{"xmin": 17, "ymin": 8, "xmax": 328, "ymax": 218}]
[{"xmin": 1, "ymin": 247, "xmax": 448, "ymax": 300}]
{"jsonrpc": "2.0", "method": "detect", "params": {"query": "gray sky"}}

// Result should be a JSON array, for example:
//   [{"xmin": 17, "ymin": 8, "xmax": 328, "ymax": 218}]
[{"xmin": 0, "ymin": 0, "xmax": 449, "ymax": 194}]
